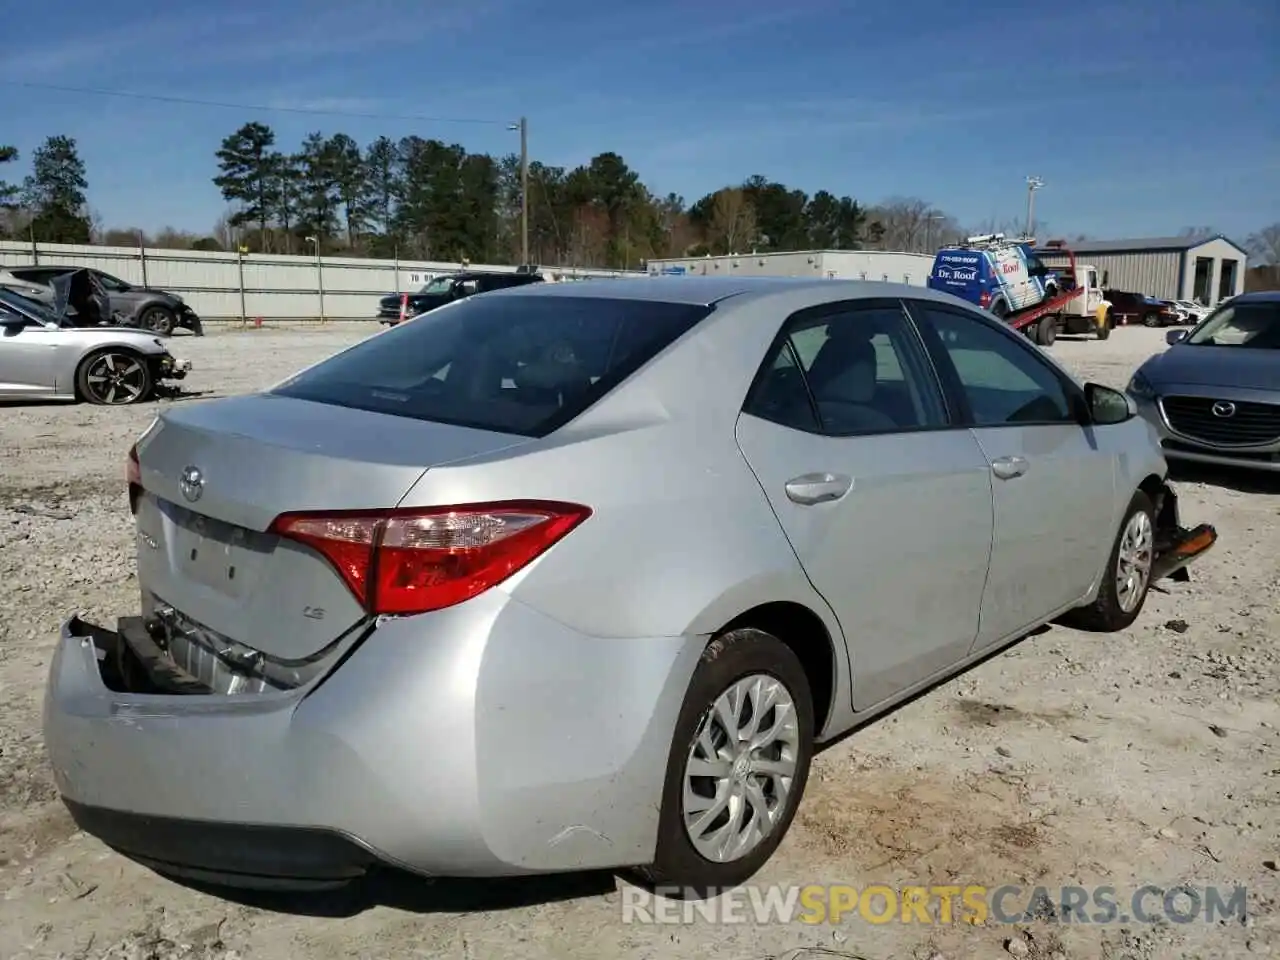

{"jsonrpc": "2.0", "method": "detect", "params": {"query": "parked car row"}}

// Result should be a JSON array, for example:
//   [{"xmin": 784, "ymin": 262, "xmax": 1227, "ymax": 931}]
[{"xmin": 377, "ymin": 267, "xmax": 544, "ymax": 324}]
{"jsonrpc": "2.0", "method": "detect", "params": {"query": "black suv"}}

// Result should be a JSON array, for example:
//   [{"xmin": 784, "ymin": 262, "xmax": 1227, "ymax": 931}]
[{"xmin": 378, "ymin": 270, "xmax": 543, "ymax": 324}]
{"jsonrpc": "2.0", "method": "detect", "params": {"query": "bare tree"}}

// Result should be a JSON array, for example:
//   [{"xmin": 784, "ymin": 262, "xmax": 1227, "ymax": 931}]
[
  {"xmin": 866, "ymin": 197, "xmax": 964, "ymax": 252},
  {"xmin": 1246, "ymin": 223, "xmax": 1280, "ymax": 265},
  {"xmin": 707, "ymin": 188, "xmax": 757, "ymax": 254},
  {"xmin": 213, "ymin": 212, "xmax": 237, "ymax": 250}
]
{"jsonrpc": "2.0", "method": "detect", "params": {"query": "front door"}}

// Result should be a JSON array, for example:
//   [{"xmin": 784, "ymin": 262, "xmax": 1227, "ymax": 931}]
[
  {"xmin": 734, "ymin": 298, "xmax": 995, "ymax": 709},
  {"xmin": 0, "ymin": 321, "xmax": 59, "ymax": 397},
  {"xmin": 906, "ymin": 300, "xmax": 1118, "ymax": 650}
]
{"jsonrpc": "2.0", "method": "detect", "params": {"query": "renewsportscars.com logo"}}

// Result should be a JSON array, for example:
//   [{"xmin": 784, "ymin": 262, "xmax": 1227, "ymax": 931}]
[{"xmin": 622, "ymin": 884, "xmax": 1250, "ymax": 926}]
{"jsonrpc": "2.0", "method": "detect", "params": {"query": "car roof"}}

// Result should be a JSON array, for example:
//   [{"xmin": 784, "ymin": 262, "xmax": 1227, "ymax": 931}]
[
  {"xmin": 481, "ymin": 274, "xmax": 958, "ymax": 308},
  {"xmin": 1226, "ymin": 290, "xmax": 1280, "ymax": 305}
]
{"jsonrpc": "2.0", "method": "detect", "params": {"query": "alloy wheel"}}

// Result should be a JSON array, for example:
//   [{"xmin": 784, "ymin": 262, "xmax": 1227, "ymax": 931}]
[
  {"xmin": 1116, "ymin": 510, "xmax": 1154, "ymax": 613},
  {"xmin": 682, "ymin": 673, "xmax": 801, "ymax": 863},
  {"xmin": 84, "ymin": 352, "xmax": 147, "ymax": 405}
]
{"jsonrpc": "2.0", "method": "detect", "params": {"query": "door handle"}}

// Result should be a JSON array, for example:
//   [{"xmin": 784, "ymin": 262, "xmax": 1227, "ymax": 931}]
[
  {"xmin": 990, "ymin": 455, "xmax": 1029, "ymax": 480},
  {"xmin": 784, "ymin": 473, "xmax": 852, "ymax": 505}
]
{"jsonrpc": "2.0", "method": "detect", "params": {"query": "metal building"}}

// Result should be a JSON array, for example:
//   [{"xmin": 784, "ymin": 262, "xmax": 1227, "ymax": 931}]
[
  {"xmin": 1038, "ymin": 235, "xmax": 1248, "ymax": 306},
  {"xmin": 644, "ymin": 250, "xmax": 936, "ymax": 287}
]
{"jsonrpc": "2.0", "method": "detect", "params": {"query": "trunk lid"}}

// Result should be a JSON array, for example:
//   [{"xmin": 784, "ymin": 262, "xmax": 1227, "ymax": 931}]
[{"xmin": 133, "ymin": 393, "xmax": 532, "ymax": 660}]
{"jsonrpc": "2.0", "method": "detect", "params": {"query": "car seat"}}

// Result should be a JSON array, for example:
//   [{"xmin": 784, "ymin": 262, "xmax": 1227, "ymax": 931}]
[{"xmin": 805, "ymin": 328, "xmax": 898, "ymax": 433}]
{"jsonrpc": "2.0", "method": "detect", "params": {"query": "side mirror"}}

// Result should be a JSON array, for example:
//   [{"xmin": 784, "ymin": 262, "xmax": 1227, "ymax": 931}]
[
  {"xmin": 0, "ymin": 314, "xmax": 28, "ymax": 330},
  {"xmin": 1166, "ymin": 329, "xmax": 1188, "ymax": 345},
  {"xmin": 1085, "ymin": 382, "xmax": 1135, "ymax": 425}
]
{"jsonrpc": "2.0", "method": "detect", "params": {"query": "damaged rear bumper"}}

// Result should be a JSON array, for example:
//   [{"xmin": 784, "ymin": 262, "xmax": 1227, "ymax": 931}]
[{"xmin": 42, "ymin": 592, "xmax": 703, "ymax": 888}]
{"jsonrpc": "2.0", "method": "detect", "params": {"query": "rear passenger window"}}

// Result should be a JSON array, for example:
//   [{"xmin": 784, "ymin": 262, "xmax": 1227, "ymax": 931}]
[{"xmin": 745, "ymin": 303, "xmax": 948, "ymax": 436}]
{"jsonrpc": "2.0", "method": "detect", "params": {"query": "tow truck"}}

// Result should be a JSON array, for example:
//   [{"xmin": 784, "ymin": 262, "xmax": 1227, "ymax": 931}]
[{"xmin": 1004, "ymin": 240, "xmax": 1111, "ymax": 346}]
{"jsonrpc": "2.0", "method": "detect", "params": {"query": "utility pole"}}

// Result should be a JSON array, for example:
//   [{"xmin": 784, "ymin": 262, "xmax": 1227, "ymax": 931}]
[
  {"xmin": 1025, "ymin": 176, "xmax": 1044, "ymax": 237},
  {"xmin": 509, "ymin": 117, "xmax": 529, "ymax": 266}
]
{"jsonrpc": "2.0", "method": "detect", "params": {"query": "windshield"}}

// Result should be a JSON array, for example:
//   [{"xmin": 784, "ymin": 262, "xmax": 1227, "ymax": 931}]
[
  {"xmin": 271, "ymin": 294, "xmax": 711, "ymax": 437},
  {"xmin": 1184, "ymin": 302, "xmax": 1280, "ymax": 348},
  {"xmin": 0, "ymin": 288, "xmax": 58, "ymax": 325},
  {"xmin": 419, "ymin": 277, "xmax": 456, "ymax": 294}
]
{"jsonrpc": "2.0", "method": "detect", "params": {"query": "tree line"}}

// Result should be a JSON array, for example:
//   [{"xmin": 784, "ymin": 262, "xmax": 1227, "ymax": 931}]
[{"xmin": 1, "ymin": 131, "xmax": 1279, "ymax": 288}]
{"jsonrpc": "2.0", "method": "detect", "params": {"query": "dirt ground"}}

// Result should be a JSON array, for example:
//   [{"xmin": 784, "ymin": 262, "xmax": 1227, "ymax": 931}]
[{"xmin": 0, "ymin": 322, "xmax": 1276, "ymax": 960}]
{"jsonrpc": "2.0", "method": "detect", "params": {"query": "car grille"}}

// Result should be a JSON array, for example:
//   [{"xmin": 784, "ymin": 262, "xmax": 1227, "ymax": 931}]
[{"xmin": 1161, "ymin": 395, "xmax": 1280, "ymax": 447}]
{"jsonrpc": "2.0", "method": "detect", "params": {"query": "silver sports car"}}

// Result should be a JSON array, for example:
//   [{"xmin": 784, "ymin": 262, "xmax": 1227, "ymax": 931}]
[
  {"xmin": 0, "ymin": 288, "xmax": 191, "ymax": 404},
  {"xmin": 1128, "ymin": 290, "xmax": 1280, "ymax": 473},
  {"xmin": 43, "ymin": 277, "xmax": 1215, "ymax": 894}
]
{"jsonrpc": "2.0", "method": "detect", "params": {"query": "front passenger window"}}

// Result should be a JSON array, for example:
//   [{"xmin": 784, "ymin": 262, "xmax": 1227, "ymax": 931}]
[{"xmin": 915, "ymin": 304, "xmax": 1076, "ymax": 426}]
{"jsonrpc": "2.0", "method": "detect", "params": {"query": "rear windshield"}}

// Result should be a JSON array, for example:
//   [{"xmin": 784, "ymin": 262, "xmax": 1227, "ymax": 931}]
[{"xmin": 272, "ymin": 294, "xmax": 711, "ymax": 436}]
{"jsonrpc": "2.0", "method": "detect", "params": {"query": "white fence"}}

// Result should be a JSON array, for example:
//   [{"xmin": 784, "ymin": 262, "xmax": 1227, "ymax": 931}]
[{"xmin": 0, "ymin": 240, "xmax": 645, "ymax": 323}]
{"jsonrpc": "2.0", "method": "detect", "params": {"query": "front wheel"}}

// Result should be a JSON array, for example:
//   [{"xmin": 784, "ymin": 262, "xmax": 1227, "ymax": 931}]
[
  {"xmin": 639, "ymin": 628, "xmax": 815, "ymax": 896},
  {"xmin": 1059, "ymin": 491, "xmax": 1156, "ymax": 633},
  {"xmin": 76, "ymin": 349, "xmax": 154, "ymax": 405},
  {"xmin": 1096, "ymin": 311, "xmax": 1111, "ymax": 340}
]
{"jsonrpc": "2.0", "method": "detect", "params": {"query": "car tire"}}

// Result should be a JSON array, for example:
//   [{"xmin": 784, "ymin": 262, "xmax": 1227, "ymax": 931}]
[
  {"xmin": 75, "ymin": 349, "xmax": 155, "ymax": 405},
  {"xmin": 1035, "ymin": 315, "xmax": 1057, "ymax": 347},
  {"xmin": 991, "ymin": 300, "xmax": 1009, "ymax": 321},
  {"xmin": 1059, "ymin": 490, "xmax": 1156, "ymax": 633},
  {"xmin": 1096, "ymin": 312, "xmax": 1111, "ymax": 340},
  {"xmin": 637, "ymin": 628, "xmax": 815, "ymax": 897},
  {"xmin": 140, "ymin": 306, "xmax": 176, "ymax": 336},
  {"xmin": 1142, "ymin": 311, "xmax": 1162, "ymax": 328}
]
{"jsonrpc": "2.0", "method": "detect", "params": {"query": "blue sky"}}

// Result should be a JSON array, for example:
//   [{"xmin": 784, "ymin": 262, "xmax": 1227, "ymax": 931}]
[{"xmin": 2, "ymin": 0, "xmax": 1277, "ymax": 242}]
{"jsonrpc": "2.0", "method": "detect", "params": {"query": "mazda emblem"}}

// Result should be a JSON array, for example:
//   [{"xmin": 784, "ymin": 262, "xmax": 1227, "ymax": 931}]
[
  {"xmin": 1211, "ymin": 401, "xmax": 1236, "ymax": 419},
  {"xmin": 179, "ymin": 465, "xmax": 204, "ymax": 502}
]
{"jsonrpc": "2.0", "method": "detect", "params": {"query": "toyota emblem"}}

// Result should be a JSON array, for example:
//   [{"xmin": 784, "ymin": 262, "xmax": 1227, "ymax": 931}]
[
  {"xmin": 179, "ymin": 465, "xmax": 205, "ymax": 502},
  {"xmin": 1211, "ymin": 401, "xmax": 1236, "ymax": 419}
]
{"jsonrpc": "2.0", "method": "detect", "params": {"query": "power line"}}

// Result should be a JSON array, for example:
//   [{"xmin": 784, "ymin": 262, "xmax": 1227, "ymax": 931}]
[{"xmin": 4, "ymin": 80, "xmax": 509, "ymax": 126}]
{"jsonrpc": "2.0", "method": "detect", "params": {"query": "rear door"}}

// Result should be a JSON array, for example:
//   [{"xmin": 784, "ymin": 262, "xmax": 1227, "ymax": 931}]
[
  {"xmin": 734, "ymin": 298, "xmax": 995, "ymax": 709},
  {"xmin": 905, "ymin": 299, "xmax": 1117, "ymax": 650}
]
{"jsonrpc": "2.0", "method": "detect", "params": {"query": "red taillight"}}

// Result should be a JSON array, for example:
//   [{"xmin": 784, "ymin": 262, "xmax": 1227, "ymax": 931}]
[
  {"xmin": 979, "ymin": 289, "xmax": 992, "ymax": 308},
  {"xmin": 269, "ymin": 501, "xmax": 591, "ymax": 616}
]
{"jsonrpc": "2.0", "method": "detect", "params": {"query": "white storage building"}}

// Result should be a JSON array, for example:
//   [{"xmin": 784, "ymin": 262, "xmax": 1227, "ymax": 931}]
[{"xmin": 644, "ymin": 250, "xmax": 936, "ymax": 287}]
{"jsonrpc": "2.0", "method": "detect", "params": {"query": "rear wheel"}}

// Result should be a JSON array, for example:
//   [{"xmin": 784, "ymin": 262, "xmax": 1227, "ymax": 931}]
[
  {"xmin": 1142, "ymin": 311, "xmax": 1162, "ymax": 328},
  {"xmin": 1096, "ymin": 311, "xmax": 1111, "ymax": 340},
  {"xmin": 76, "ymin": 349, "xmax": 154, "ymax": 405},
  {"xmin": 140, "ymin": 306, "xmax": 176, "ymax": 336},
  {"xmin": 639, "ymin": 628, "xmax": 814, "ymax": 896},
  {"xmin": 991, "ymin": 300, "xmax": 1009, "ymax": 321},
  {"xmin": 1060, "ymin": 491, "xmax": 1155, "ymax": 633}
]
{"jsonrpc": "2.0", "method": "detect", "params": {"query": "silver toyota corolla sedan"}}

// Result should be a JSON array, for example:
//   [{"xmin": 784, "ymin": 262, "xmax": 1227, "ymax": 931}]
[
  {"xmin": 1128, "ymin": 291, "xmax": 1280, "ymax": 473},
  {"xmin": 43, "ymin": 277, "xmax": 1216, "ymax": 894}
]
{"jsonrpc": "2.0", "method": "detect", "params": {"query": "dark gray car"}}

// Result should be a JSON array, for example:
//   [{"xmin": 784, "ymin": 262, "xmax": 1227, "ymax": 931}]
[
  {"xmin": 1127, "ymin": 290, "xmax": 1280, "ymax": 473},
  {"xmin": 0, "ymin": 265, "xmax": 203, "ymax": 336}
]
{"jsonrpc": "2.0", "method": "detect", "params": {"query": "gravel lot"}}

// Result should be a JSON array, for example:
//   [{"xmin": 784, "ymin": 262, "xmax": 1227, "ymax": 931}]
[{"xmin": 1, "ymin": 322, "xmax": 1277, "ymax": 960}]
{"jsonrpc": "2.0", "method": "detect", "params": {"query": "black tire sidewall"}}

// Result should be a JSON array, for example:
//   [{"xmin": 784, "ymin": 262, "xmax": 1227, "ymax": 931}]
[
  {"xmin": 1077, "ymin": 490, "xmax": 1157, "ymax": 631},
  {"xmin": 1038, "ymin": 317, "xmax": 1057, "ymax": 346},
  {"xmin": 76, "ymin": 349, "xmax": 154, "ymax": 405},
  {"xmin": 642, "ymin": 628, "xmax": 815, "ymax": 896}
]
